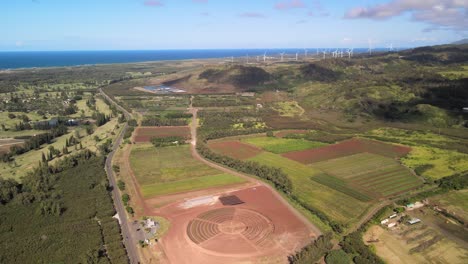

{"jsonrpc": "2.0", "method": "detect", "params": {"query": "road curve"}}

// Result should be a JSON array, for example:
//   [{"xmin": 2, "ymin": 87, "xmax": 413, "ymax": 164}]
[
  {"xmin": 188, "ymin": 97, "xmax": 322, "ymax": 237},
  {"xmin": 99, "ymin": 88, "xmax": 140, "ymax": 264}
]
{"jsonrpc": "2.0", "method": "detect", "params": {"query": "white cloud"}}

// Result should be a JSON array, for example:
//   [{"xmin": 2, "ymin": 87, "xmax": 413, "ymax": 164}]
[{"xmin": 344, "ymin": 0, "xmax": 468, "ymax": 32}]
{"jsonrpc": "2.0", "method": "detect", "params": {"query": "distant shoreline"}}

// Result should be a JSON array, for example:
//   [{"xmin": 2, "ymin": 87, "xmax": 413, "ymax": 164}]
[{"xmin": 0, "ymin": 48, "xmax": 388, "ymax": 70}]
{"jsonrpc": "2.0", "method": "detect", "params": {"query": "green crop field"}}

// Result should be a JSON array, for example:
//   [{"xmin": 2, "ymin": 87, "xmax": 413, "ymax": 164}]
[
  {"xmin": 130, "ymin": 144, "xmax": 245, "ymax": 198},
  {"xmin": 312, "ymin": 153, "xmax": 423, "ymax": 197},
  {"xmin": 430, "ymin": 190, "xmax": 468, "ymax": 221},
  {"xmin": 242, "ymin": 136, "xmax": 327, "ymax": 154},
  {"xmin": 249, "ymin": 152, "xmax": 371, "ymax": 225},
  {"xmin": 141, "ymin": 173, "xmax": 245, "ymax": 197}
]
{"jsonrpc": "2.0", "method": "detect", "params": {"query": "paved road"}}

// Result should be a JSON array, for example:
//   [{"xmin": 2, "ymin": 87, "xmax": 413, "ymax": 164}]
[
  {"xmin": 188, "ymin": 97, "xmax": 322, "ymax": 237},
  {"xmin": 99, "ymin": 88, "xmax": 140, "ymax": 264}
]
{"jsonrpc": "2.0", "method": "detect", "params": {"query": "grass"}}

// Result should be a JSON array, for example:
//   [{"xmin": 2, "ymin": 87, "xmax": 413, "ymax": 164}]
[
  {"xmin": 130, "ymin": 144, "xmax": 245, "ymax": 198},
  {"xmin": 141, "ymin": 173, "xmax": 245, "ymax": 197},
  {"xmin": 272, "ymin": 101, "xmax": 304, "ymax": 117},
  {"xmin": 242, "ymin": 136, "xmax": 327, "ymax": 154},
  {"xmin": 249, "ymin": 152, "xmax": 371, "ymax": 225},
  {"xmin": 439, "ymin": 65, "xmax": 468, "ymax": 80},
  {"xmin": 0, "ymin": 111, "xmax": 48, "ymax": 130},
  {"xmin": 311, "ymin": 153, "xmax": 422, "ymax": 197},
  {"xmin": 402, "ymin": 146, "xmax": 468, "ymax": 180}
]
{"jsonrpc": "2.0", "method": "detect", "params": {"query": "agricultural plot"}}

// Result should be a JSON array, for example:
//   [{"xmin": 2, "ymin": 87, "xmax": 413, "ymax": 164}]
[
  {"xmin": 282, "ymin": 138, "xmax": 411, "ymax": 164},
  {"xmin": 130, "ymin": 144, "xmax": 245, "ymax": 198},
  {"xmin": 133, "ymin": 126, "xmax": 190, "ymax": 143},
  {"xmin": 248, "ymin": 152, "xmax": 371, "ymax": 225},
  {"xmin": 311, "ymin": 153, "xmax": 423, "ymax": 198},
  {"xmin": 208, "ymin": 140, "xmax": 262, "ymax": 160},
  {"xmin": 241, "ymin": 136, "xmax": 327, "ymax": 154}
]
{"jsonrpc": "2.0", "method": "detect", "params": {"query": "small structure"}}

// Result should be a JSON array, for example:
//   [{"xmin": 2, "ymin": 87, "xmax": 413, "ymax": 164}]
[
  {"xmin": 408, "ymin": 218, "xmax": 421, "ymax": 225},
  {"xmin": 256, "ymin": 103, "xmax": 263, "ymax": 109},
  {"xmin": 463, "ymin": 107, "xmax": 468, "ymax": 113},
  {"xmin": 380, "ymin": 219, "xmax": 389, "ymax": 225},
  {"xmin": 387, "ymin": 222, "xmax": 397, "ymax": 228},
  {"xmin": 389, "ymin": 214, "xmax": 397, "ymax": 219},
  {"xmin": 236, "ymin": 92, "xmax": 255, "ymax": 97},
  {"xmin": 406, "ymin": 201, "xmax": 424, "ymax": 211}
]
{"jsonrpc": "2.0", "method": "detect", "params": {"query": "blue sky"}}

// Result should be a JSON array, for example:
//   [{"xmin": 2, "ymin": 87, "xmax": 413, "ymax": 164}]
[{"xmin": 1, "ymin": 0, "xmax": 467, "ymax": 51}]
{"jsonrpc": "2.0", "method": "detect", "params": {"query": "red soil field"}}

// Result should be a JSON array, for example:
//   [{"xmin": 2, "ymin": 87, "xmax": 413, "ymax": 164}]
[
  {"xmin": 133, "ymin": 126, "xmax": 190, "ymax": 143},
  {"xmin": 208, "ymin": 141, "xmax": 262, "ymax": 160},
  {"xmin": 154, "ymin": 185, "xmax": 315, "ymax": 264},
  {"xmin": 282, "ymin": 138, "xmax": 411, "ymax": 164},
  {"xmin": 275, "ymin": 130, "xmax": 308, "ymax": 138}
]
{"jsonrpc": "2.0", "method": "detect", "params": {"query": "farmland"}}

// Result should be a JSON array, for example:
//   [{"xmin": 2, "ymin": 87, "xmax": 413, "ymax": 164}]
[
  {"xmin": 311, "ymin": 153, "xmax": 423, "ymax": 197},
  {"xmin": 282, "ymin": 138, "xmax": 411, "ymax": 164},
  {"xmin": 241, "ymin": 136, "xmax": 327, "ymax": 154},
  {"xmin": 364, "ymin": 207, "xmax": 468, "ymax": 264},
  {"xmin": 133, "ymin": 126, "xmax": 191, "ymax": 143},
  {"xmin": 208, "ymin": 140, "xmax": 262, "ymax": 159},
  {"xmin": 248, "ymin": 151, "xmax": 371, "ymax": 225},
  {"xmin": 129, "ymin": 144, "xmax": 245, "ymax": 198}
]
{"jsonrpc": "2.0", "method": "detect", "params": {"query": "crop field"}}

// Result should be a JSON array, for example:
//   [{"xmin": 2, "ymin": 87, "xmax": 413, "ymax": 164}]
[
  {"xmin": 208, "ymin": 140, "xmax": 262, "ymax": 159},
  {"xmin": 241, "ymin": 136, "xmax": 327, "ymax": 154},
  {"xmin": 282, "ymin": 138, "xmax": 411, "ymax": 164},
  {"xmin": 130, "ymin": 144, "xmax": 245, "ymax": 198},
  {"xmin": 271, "ymin": 101, "xmax": 304, "ymax": 117},
  {"xmin": 311, "ymin": 153, "xmax": 423, "ymax": 198},
  {"xmin": 133, "ymin": 126, "xmax": 191, "ymax": 143},
  {"xmin": 119, "ymin": 96, "xmax": 190, "ymax": 112},
  {"xmin": 192, "ymin": 95, "xmax": 255, "ymax": 107},
  {"xmin": 0, "ymin": 139, "xmax": 24, "ymax": 154},
  {"xmin": 248, "ymin": 152, "xmax": 371, "ymax": 225},
  {"xmin": 402, "ymin": 146, "xmax": 468, "ymax": 180}
]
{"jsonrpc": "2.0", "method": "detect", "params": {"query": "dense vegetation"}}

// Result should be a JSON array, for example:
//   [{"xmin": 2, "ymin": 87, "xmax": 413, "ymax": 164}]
[
  {"xmin": 288, "ymin": 233, "xmax": 333, "ymax": 264},
  {"xmin": 0, "ymin": 152, "xmax": 128, "ymax": 263}
]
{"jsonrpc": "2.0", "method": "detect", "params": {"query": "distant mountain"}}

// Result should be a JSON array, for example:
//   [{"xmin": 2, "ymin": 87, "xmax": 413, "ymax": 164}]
[{"xmin": 452, "ymin": 39, "xmax": 468, "ymax": 45}]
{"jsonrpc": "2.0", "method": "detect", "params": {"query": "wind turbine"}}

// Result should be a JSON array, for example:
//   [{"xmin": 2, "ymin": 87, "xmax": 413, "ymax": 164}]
[
  {"xmin": 316, "ymin": 48, "xmax": 319, "ymax": 56},
  {"xmin": 263, "ymin": 52, "xmax": 267, "ymax": 63},
  {"xmin": 231, "ymin": 56, "xmax": 234, "ymax": 63},
  {"xmin": 346, "ymin": 48, "xmax": 354, "ymax": 59},
  {"xmin": 368, "ymin": 39, "xmax": 374, "ymax": 56},
  {"xmin": 280, "ymin": 52, "xmax": 285, "ymax": 62},
  {"xmin": 321, "ymin": 50, "xmax": 327, "ymax": 59},
  {"xmin": 304, "ymin": 49, "xmax": 308, "ymax": 59},
  {"xmin": 246, "ymin": 54, "xmax": 249, "ymax": 64},
  {"xmin": 387, "ymin": 43, "xmax": 394, "ymax": 52},
  {"xmin": 295, "ymin": 52, "xmax": 299, "ymax": 61}
]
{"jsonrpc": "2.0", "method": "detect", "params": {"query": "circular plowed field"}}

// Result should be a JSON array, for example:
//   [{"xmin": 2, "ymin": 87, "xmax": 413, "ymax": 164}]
[{"xmin": 186, "ymin": 208, "xmax": 276, "ymax": 255}]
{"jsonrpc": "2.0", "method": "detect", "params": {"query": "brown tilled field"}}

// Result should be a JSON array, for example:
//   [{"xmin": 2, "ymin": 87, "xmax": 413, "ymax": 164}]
[
  {"xmin": 208, "ymin": 141, "xmax": 262, "ymax": 160},
  {"xmin": 133, "ymin": 126, "xmax": 191, "ymax": 143},
  {"xmin": 155, "ymin": 185, "xmax": 315, "ymax": 264},
  {"xmin": 282, "ymin": 138, "xmax": 411, "ymax": 164},
  {"xmin": 0, "ymin": 139, "xmax": 24, "ymax": 155}
]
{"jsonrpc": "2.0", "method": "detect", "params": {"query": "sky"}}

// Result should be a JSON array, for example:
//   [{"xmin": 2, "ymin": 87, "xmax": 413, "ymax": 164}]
[{"xmin": 1, "ymin": 0, "xmax": 467, "ymax": 51}]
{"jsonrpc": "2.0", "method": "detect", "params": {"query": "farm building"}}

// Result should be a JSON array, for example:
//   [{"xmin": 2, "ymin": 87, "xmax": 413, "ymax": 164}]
[
  {"xmin": 408, "ymin": 218, "xmax": 421, "ymax": 225},
  {"xmin": 389, "ymin": 214, "xmax": 397, "ymax": 219},
  {"xmin": 387, "ymin": 222, "xmax": 397, "ymax": 228},
  {"xmin": 406, "ymin": 201, "xmax": 424, "ymax": 210},
  {"xmin": 381, "ymin": 219, "xmax": 389, "ymax": 225}
]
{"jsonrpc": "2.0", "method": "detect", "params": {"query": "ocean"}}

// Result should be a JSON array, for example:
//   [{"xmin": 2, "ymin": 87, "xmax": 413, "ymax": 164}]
[{"xmin": 0, "ymin": 48, "xmax": 388, "ymax": 69}]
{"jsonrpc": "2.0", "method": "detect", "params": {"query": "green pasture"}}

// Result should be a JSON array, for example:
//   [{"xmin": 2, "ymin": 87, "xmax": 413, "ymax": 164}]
[
  {"xmin": 242, "ymin": 136, "xmax": 327, "ymax": 154},
  {"xmin": 402, "ymin": 146, "xmax": 468, "ymax": 180}
]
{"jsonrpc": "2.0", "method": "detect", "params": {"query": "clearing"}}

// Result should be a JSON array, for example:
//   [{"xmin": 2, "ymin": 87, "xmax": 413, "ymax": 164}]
[
  {"xmin": 133, "ymin": 126, "xmax": 191, "ymax": 143},
  {"xmin": 241, "ymin": 136, "xmax": 327, "ymax": 154}
]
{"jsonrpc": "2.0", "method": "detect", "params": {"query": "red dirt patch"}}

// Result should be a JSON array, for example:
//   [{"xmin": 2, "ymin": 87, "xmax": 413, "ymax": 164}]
[
  {"xmin": 208, "ymin": 141, "xmax": 262, "ymax": 160},
  {"xmin": 275, "ymin": 130, "xmax": 308, "ymax": 138},
  {"xmin": 133, "ymin": 126, "xmax": 190, "ymax": 143},
  {"xmin": 282, "ymin": 138, "xmax": 411, "ymax": 164},
  {"xmin": 155, "ymin": 185, "xmax": 315, "ymax": 264}
]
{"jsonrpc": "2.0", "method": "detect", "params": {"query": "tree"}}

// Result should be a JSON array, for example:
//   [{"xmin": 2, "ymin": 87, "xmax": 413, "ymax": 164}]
[
  {"xmin": 41, "ymin": 152, "xmax": 47, "ymax": 163},
  {"xmin": 122, "ymin": 193, "xmax": 130, "ymax": 206},
  {"xmin": 117, "ymin": 180, "xmax": 125, "ymax": 191},
  {"xmin": 266, "ymin": 131, "xmax": 274, "ymax": 137},
  {"xmin": 325, "ymin": 250, "xmax": 351, "ymax": 264},
  {"xmin": 8, "ymin": 113, "xmax": 16, "ymax": 119}
]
